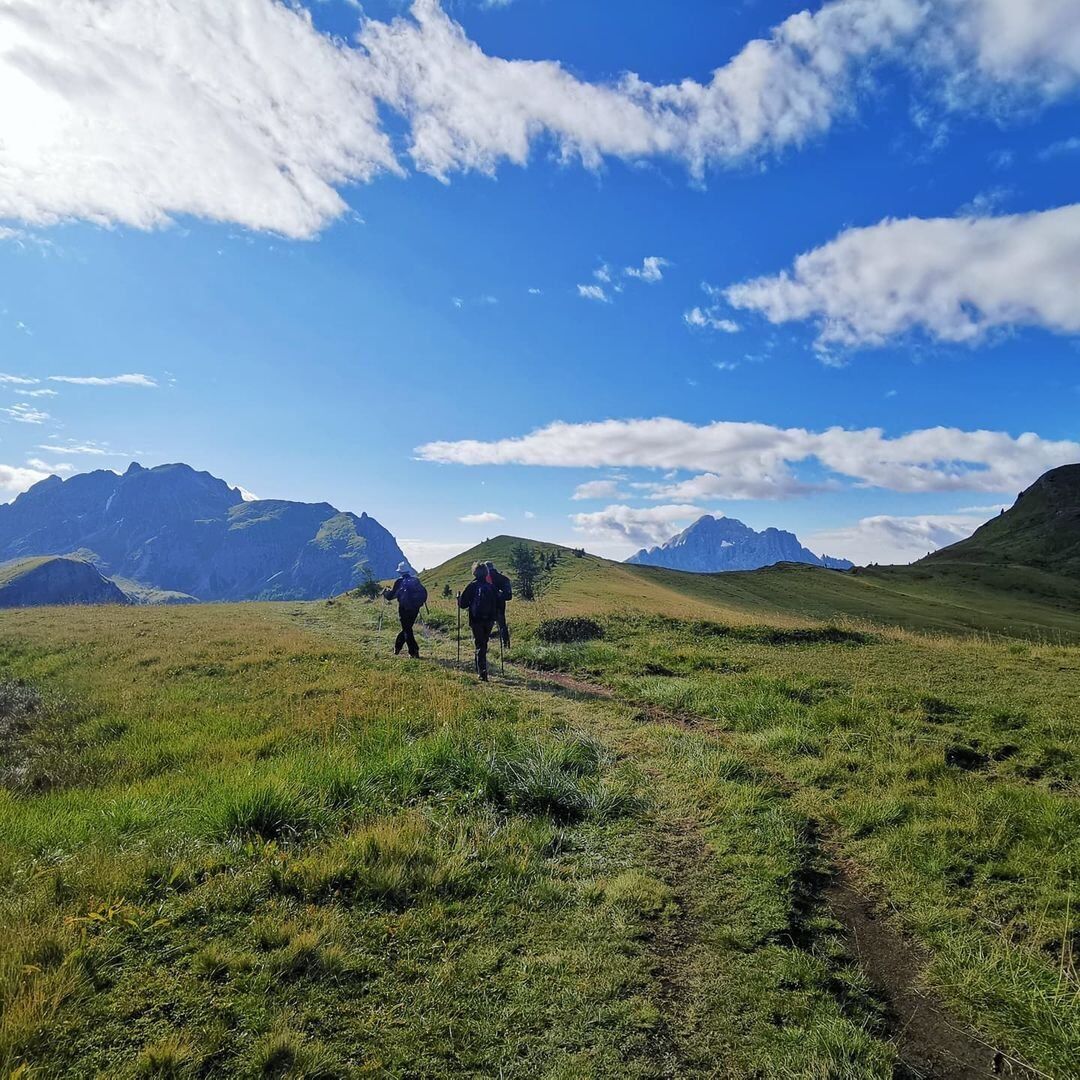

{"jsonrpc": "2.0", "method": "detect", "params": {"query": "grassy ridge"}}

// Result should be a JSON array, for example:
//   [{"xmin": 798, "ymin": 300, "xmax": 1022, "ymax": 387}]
[{"xmin": 421, "ymin": 535, "xmax": 1080, "ymax": 640}]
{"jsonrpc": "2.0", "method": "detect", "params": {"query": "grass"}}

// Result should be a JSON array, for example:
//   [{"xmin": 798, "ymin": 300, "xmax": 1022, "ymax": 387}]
[{"xmin": 1, "ymin": 545, "xmax": 1078, "ymax": 1075}]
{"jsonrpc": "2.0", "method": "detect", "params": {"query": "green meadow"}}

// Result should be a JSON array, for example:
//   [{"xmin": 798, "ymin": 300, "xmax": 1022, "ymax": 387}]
[{"xmin": 1, "ymin": 543, "xmax": 1077, "ymax": 1077}]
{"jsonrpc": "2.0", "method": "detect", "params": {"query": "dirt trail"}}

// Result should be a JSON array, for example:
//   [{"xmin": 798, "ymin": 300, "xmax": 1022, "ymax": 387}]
[{"xmin": 507, "ymin": 662, "xmax": 1039, "ymax": 1080}]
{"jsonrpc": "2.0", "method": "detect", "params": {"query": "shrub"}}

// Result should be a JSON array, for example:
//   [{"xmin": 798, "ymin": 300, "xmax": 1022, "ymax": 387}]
[{"xmin": 536, "ymin": 617, "xmax": 604, "ymax": 644}]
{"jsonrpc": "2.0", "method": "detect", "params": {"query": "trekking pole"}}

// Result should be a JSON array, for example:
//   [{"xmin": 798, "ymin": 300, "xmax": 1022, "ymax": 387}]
[
  {"xmin": 456, "ymin": 594, "xmax": 462, "ymax": 667},
  {"xmin": 500, "ymin": 632, "xmax": 504, "ymax": 676}
]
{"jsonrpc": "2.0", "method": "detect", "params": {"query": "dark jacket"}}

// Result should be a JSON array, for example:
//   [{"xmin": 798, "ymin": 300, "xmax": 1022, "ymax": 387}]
[
  {"xmin": 487, "ymin": 569, "xmax": 513, "ymax": 607},
  {"xmin": 460, "ymin": 573, "xmax": 512, "ymax": 623},
  {"xmin": 386, "ymin": 574, "xmax": 426, "ymax": 610}
]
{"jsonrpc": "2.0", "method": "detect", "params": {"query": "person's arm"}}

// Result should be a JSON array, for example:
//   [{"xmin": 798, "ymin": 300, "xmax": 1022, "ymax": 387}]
[
  {"xmin": 385, "ymin": 578, "xmax": 400, "ymax": 601},
  {"xmin": 458, "ymin": 583, "xmax": 474, "ymax": 609},
  {"xmin": 498, "ymin": 574, "xmax": 513, "ymax": 602}
]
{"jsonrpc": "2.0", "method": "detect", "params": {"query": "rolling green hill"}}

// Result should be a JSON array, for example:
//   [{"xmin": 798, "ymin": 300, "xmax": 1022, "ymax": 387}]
[
  {"xmin": 422, "ymin": 534, "xmax": 1080, "ymax": 640},
  {"xmin": 922, "ymin": 462, "xmax": 1080, "ymax": 579}
]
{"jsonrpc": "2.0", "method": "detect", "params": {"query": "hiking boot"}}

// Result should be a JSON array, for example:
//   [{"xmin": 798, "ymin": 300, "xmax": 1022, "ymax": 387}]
[{"xmin": 479, "ymin": 672, "xmax": 489, "ymax": 682}]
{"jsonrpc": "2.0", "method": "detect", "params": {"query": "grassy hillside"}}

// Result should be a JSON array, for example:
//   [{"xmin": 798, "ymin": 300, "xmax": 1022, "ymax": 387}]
[
  {"xmin": 422, "ymin": 536, "xmax": 1080, "ymax": 640},
  {"xmin": 1, "ymin": 534, "xmax": 1077, "ymax": 1076},
  {"xmin": 923, "ymin": 463, "xmax": 1080, "ymax": 578}
]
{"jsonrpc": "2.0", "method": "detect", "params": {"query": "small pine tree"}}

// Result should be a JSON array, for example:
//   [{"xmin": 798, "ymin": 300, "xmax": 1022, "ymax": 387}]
[
  {"xmin": 441, "ymin": 583, "xmax": 452, "ymax": 599},
  {"xmin": 356, "ymin": 567, "xmax": 381, "ymax": 601},
  {"xmin": 508, "ymin": 542, "xmax": 541, "ymax": 600}
]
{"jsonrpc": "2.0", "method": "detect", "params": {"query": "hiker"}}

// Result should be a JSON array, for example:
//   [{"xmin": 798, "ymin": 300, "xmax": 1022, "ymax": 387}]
[
  {"xmin": 458, "ymin": 561, "xmax": 501, "ymax": 681},
  {"xmin": 485, "ymin": 560, "xmax": 513, "ymax": 647},
  {"xmin": 383, "ymin": 562, "xmax": 426, "ymax": 659}
]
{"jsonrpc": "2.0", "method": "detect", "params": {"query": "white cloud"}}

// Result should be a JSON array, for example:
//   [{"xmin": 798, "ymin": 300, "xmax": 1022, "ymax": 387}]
[
  {"xmin": 48, "ymin": 373, "xmax": 158, "ymax": 387},
  {"xmin": 0, "ymin": 0, "xmax": 397, "ymax": 239},
  {"xmin": 577, "ymin": 284, "xmax": 609, "ymax": 303},
  {"xmin": 0, "ymin": 462, "xmax": 51, "ymax": 497},
  {"xmin": 571, "ymin": 479, "xmax": 624, "ymax": 501},
  {"xmin": 459, "ymin": 511, "xmax": 504, "ymax": 524},
  {"xmin": 2, "ymin": 403, "xmax": 49, "ymax": 424},
  {"xmin": 685, "ymin": 307, "xmax": 740, "ymax": 333},
  {"xmin": 0, "ymin": 374, "xmax": 39, "ymax": 385},
  {"xmin": 726, "ymin": 203, "xmax": 1080, "ymax": 350},
  {"xmin": 398, "ymin": 538, "xmax": 472, "ymax": 570},
  {"xmin": 684, "ymin": 283, "xmax": 740, "ymax": 333},
  {"xmin": 417, "ymin": 417, "xmax": 1080, "ymax": 498},
  {"xmin": 6, "ymin": 1, "xmax": 1080, "ymax": 237},
  {"xmin": 523, "ymin": 510, "xmax": 536, "ymax": 519},
  {"xmin": 25, "ymin": 457, "xmax": 75, "ymax": 475},
  {"xmin": 805, "ymin": 510, "xmax": 998, "ymax": 566},
  {"xmin": 22, "ymin": 388, "xmax": 57, "ymax": 397},
  {"xmin": 1039, "ymin": 136, "xmax": 1080, "ymax": 160},
  {"xmin": 571, "ymin": 503, "xmax": 704, "ymax": 547},
  {"xmin": 36, "ymin": 441, "xmax": 122, "ymax": 456},
  {"xmin": 528, "ymin": 288, "xmax": 542, "ymax": 295},
  {"xmin": 625, "ymin": 256, "xmax": 669, "ymax": 283}
]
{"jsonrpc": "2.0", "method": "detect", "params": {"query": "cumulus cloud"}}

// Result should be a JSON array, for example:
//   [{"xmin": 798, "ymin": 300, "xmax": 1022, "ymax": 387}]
[
  {"xmin": 625, "ymin": 256, "xmax": 669, "ymax": 283},
  {"xmin": 0, "ymin": 462, "xmax": 51, "ymax": 496},
  {"xmin": 571, "ymin": 503, "xmax": 704, "ymax": 547},
  {"xmin": 4, "ymin": 0, "xmax": 1079, "ymax": 237},
  {"xmin": 48, "ymin": 374, "xmax": 158, "ymax": 387},
  {"xmin": 725, "ymin": 203, "xmax": 1080, "ymax": 349},
  {"xmin": 805, "ymin": 509, "xmax": 998, "ymax": 565},
  {"xmin": 571, "ymin": 479, "xmax": 624, "ymax": 501},
  {"xmin": 459, "ymin": 511, "xmax": 504, "ymax": 524},
  {"xmin": 417, "ymin": 417, "xmax": 1080, "ymax": 497},
  {"xmin": 0, "ymin": 373, "xmax": 39, "ymax": 385}
]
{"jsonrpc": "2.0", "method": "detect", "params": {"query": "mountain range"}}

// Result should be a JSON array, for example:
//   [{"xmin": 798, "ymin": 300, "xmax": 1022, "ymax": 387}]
[
  {"xmin": 0, "ymin": 462, "xmax": 409, "ymax": 603},
  {"xmin": 626, "ymin": 514, "xmax": 854, "ymax": 574}
]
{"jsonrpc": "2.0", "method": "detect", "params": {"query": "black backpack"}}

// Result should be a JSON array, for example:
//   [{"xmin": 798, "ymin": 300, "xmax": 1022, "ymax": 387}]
[
  {"xmin": 469, "ymin": 580, "xmax": 499, "ymax": 621},
  {"xmin": 397, "ymin": 576, "xmax": 427, "ymax": 609}
]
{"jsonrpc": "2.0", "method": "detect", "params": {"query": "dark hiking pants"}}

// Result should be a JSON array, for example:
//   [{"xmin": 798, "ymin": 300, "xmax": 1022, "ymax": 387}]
[
  {"xmin": 470, "ymin": 618, "xmax": 495, "ymax": 678},
  {"xmin": 396, "ymin": 607, "xmax": 421, "ymax": 658},
  {"xmin": 495, "ymin": 607, "xmax": 510, "ymax": 647}
]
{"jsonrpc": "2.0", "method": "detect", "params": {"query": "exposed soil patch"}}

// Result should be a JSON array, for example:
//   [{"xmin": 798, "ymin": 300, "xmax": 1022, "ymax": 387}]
[
  {"xmin": 645, "ymin": 814, "xmax": 708, "ymax": 1078},
  {"xmin": 825, "ymin": 866, "xmax": 1041, "ymax": 1080}
]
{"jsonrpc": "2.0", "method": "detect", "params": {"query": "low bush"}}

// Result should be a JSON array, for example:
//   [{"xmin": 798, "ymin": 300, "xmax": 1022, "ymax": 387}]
[{"xmin": 536, "ymin": 617, "xmax": 604, "ymax": 644}]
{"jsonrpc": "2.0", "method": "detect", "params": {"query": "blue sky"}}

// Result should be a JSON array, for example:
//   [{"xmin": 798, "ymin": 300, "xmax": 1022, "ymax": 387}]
[{"xmin": 1, "ymin": 0, "xmax": 1079, "ymax": 567}]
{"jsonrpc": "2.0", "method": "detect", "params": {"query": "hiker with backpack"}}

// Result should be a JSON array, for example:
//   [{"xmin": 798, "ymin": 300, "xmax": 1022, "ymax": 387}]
[
  {"xmin": 485, "ymin": 561, "xmax": 513, "ymax": 647},
  {"xmin": 458, "ymin": 561, "xmax": 506, "ymax": 681},
  {"xmin": 384, "ymin": 562, "xmax": 426, "ymax": 659}
]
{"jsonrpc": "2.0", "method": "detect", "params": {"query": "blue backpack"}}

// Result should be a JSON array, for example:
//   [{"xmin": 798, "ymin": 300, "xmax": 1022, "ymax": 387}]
[{"xmin": 397, "ymin": 576, "xmax": 427, "ymax": 609}]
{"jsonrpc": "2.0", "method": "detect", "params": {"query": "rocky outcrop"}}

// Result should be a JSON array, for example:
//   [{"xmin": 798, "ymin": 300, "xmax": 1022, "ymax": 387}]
[
  {"xmin": 627, "ymin": 514, "xmax": 853, "ymax": 574},
  {"xmin": 0, "ymin": 557, "xmax": 130, "ymax": 607},
  {"xmin": 0, "ymin": 463, "xmax": 410, "ymax": 601}
]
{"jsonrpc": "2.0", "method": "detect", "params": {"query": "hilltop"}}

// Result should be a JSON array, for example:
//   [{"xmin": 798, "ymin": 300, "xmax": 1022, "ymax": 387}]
[
  {"xmin": 921, "ymin": 463, "xmax": 1080, "ymax": 578},
  {"xmin": 0, "ymin": 556, "xmax": 128, "ymax": 607},
  {"xmin": 628, "ymin": 514, "xmax": 852, "ymax": 573},
  {"xmin": 0, "ymin": 462, "xmax": 409, "ymax": 602}
]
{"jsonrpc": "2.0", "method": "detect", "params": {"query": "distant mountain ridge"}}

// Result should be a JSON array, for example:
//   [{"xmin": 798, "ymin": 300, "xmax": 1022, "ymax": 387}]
[
  {"xmin": 0, "ymin": 462, "xmax": 409, "ymax": 602},
  {"xmin": 626, "ymin": 514, "xmax": 853, "ymax": 574}
]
